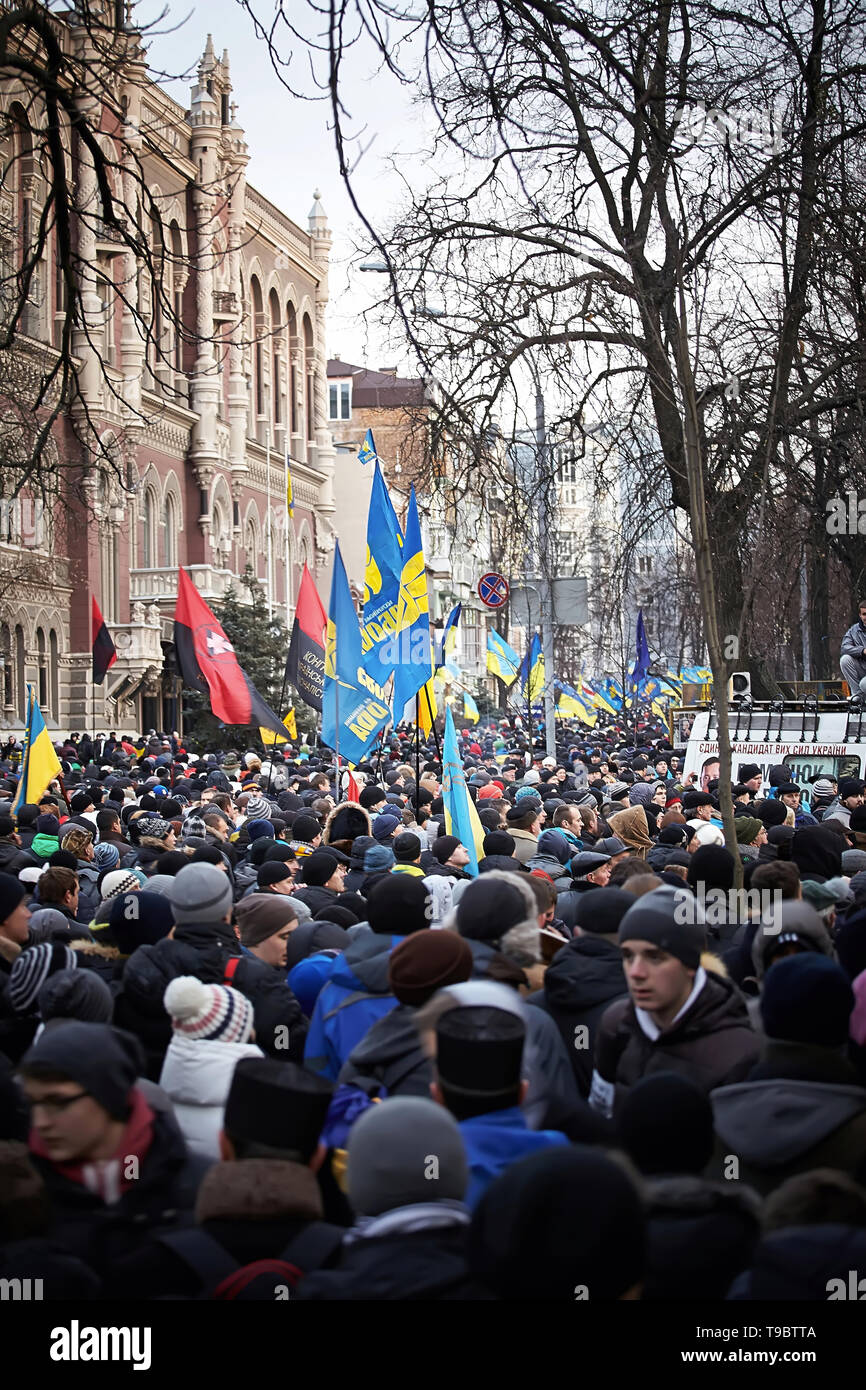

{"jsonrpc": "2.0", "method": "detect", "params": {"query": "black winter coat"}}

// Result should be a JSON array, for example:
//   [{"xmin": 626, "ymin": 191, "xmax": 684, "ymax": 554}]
[
  {"xmin": 114, "ymin": 918, "xmax": 307, "ymax": 1078},
  {"xmin": 594, "ymin": 970, "xmax": 760, "ymax": 1110},
  {"xmin": 295, "ymin": 1224, "xmax": 487, "ymax": 1300},
  {"xmin": 538, "ymin": 935, "xmax": 628, "ymax": 1095},
  {"xmin": 29, "ymin": 1102, "xmax": 209, "ymax": 1282}
]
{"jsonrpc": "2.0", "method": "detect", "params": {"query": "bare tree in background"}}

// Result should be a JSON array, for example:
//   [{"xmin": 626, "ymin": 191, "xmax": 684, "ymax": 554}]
[
  {"xmin": 0, "ymin": 0, "xmax": 252, "ymax": 507},
  {"xmin": 245, "ymin": 0, "xmax": 866, "ymax": 703}
]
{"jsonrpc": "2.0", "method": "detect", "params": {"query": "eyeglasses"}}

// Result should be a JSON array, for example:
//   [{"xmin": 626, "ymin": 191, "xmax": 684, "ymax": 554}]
[{"xmin": 25, "ymin": 1091, "xmax": 90, "ymax": 1116}]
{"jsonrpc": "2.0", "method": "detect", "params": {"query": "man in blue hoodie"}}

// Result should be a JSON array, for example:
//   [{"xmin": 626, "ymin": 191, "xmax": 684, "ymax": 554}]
[
  {"xmin": 304, "ymin": 875, "xmax": 432, "ymax": 1080},
  {"xmin": 432, "ymin": 1003, "xmax": 569, "ymax": 1209}
]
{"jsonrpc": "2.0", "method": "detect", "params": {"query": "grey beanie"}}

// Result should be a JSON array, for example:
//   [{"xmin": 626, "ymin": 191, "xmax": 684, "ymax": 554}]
[
  {"xmin": 38, "ymin": 967, "xmax": 114, "ymax": 1024},
  {"xmin": 168, "ymin": 862, "xmax": 233, "ymax": 924},
  {"xmin": 347, "ymin": 1096, "xmax": 468, "ymax": 1218}
]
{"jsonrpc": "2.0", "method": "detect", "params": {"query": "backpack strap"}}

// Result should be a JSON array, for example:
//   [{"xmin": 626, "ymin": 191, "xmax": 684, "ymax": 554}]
[
  {"xmin": 223, "ymin": 956, "xmax": 242, "ymax": 986},
  {"xmin": 155, "ymin": 1228, "xmax": 240, "ymax": 1288},
  {"xmin": 323, "ymin": 989, "xmax": 390, "ymax": 1021},
  {"xmin": 277, "ymin": 1221, "xmax": 345, "ymax": 1274}
]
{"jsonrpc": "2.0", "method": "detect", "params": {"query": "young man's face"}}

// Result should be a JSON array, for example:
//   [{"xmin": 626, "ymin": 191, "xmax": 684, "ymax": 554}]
[
  {"xmin": 63, "ymin": 883, "xmax": 80, "ymax": 916},
  {"xmin": 844, "ymin": 792, "xmax": 865, "ymax": 810},
  {"xmin": 620, "ymin": 940, "xmax": 694, "ymax": 1020},
  {"xmin": 859, "ymin": 604, "xmax": 866, "ymax": 627},
  {"xmin": 252, "ymin": 921, "xmax": 296, "ymax": 969},
  {"xmin": 21, "ymin": 1078, "xmax": 122, "ymax": 1163},
  {"xmin": 448, "ymin": 844, "xmax": 470, "ymax": 868}
]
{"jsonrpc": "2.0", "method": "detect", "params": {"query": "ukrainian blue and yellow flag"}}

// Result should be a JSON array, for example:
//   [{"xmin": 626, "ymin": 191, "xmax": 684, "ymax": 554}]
[
  {"xmin": 12, "ymin": 687, "xmax": 61, "ymax": 814},
  {"xmin": 525, "ymin": 632, "xmax": 544, "ymax": 703},
  {"xmin": 463, "ymin": 691, "xmax": 480, "ymax": 725},
  {"xmin": 437, "ymin": 602, "xmax": 462, "ymax": 674},
  {"xmin": 442, "ymin": 705, "xmax": 485, "ymax": 875},
  {"xmin": 555, "ymin": 679, "xmax": 596, "ymax": 726},
  {"xmin": 391, "ymin": 486, "xmax": 433, "ymax": 719},
  {"xmin": 358, "ymin": 428, "xmax": 378, "ymax": 467},
  {"xmin": 487, "ymin": 629, "xmax": 520, "ymax": 687},
  {"xmin": 322, "ymin": 542, "xmax": 391, "ymax": 765},
  {"xmin": 580, "ymin": 674, "xmax": 619, "ymax": 717},
  {"xmin": 361, "ymin": 462, "xmax": 404, "ymax": 685}
]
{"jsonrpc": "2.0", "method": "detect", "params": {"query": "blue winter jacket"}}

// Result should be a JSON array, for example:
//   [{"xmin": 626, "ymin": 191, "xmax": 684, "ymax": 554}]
[
  {"xmin": 459, "ymin": 1106, "xmax": 569, "ymax": 1209},
  {"xmin": 303, "ymin": 925, "xmax": 403, "ymax": 1080}
]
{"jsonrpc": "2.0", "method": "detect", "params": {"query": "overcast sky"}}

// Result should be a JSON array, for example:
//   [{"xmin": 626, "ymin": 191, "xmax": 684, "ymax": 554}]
[{"xmin": 140, "ymin": 0, "xmax": 421, "ymax": 370}]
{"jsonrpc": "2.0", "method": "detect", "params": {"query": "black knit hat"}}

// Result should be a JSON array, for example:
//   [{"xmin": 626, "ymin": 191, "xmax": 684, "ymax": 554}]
[
  {"xmin": 432, "ymin": 835, "xmax": 461, "ymax": 864},
  {"xmin": 618, "ymin": 886, "xmax": 706, "ymax": 968},
  {"xmin": 19, "ymin": 1022, "xmax": 143, "ymax": 1120},
  {"xmin": 38, "ymin": 968, "xmax": 114, "ymax": 1024},
  {"xmin": 0, "ymin": 871, "xmax": 25, "ymax": 925},
  {"xmin": 467, "ymin": 1145, "xmax": 645, "ymax": 1300},
  {"xmin": 257, "ymin": 859, "xmax": 295, "ymax": 888},
  {"xmin": 366, "ymin": 874, "xmax": 431, "ymax": 936},
  {"xmin": 224, "ymin": 1057, "xmax": 333, "ymax": 1160},
  {"xmin": 482, "ymin": 831, "xmax": 515, "ymax": 857},
  {"xmin": 455, "ymin": 876, "xmax": 529, "ymax": 943},
  {"xmin": 300, "ymin": 850, "xmax": 339, "ymax": 887},
  {"xmin": 572, "ymin": 886, "xmax": 634, "ymax": 936},
  {"xmin": 618, "ymin": 1073, "xmax": 714, "ymax": 1176}
]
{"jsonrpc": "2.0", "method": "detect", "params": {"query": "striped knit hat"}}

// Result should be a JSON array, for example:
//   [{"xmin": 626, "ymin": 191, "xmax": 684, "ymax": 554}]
[
  {"xmin": 163, "ymin": 975, "xmax": 254, "ymax": 1044},
  {"xmin": 100, "ymin": 870, "xmax": 141, "ymax": 902},
  {"xmin": 9, "ymin": 941, "xmax": 77, "ymax": 1013}
]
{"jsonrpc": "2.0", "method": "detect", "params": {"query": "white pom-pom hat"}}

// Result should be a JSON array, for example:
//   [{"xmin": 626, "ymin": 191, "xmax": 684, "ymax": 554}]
[{"xmin": 163, "ymin": 974, "xmax": 254, "ymax": 1044}]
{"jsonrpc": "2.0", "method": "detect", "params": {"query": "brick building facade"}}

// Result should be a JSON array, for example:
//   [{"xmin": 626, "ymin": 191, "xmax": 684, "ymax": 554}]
[{"xmin": 0, "ymin": 14, "xmax": 336, "ymax": 734}]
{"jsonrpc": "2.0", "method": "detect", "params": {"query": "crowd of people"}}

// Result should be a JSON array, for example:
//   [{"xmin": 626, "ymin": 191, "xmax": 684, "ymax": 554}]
[{"xmin": 0, "ymin": 719, "xmax": 865, "ymax": 1301}]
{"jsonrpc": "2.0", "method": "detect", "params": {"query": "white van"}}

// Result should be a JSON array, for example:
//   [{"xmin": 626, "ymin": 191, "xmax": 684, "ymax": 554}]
[{"xmin": 679, "ymin": 702, "xmax": 866, "ymax": 792}]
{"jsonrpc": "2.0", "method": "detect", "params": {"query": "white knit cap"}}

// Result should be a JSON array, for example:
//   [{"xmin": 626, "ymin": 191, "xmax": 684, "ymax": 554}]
[{"xmin": 163, "ymin": 975, "xmax": 254, "ymax": 1044}]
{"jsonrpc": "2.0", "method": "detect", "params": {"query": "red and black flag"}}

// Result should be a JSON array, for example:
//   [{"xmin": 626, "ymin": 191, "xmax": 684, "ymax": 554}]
[
  {"xmin": 173, "ymin": 568, "xmax": 286, "ymax": 738},
  {"xmin": 92, "ymin": 597, "xmax": 117, "ymax": 684},
  {"xmin": 286, "ymin": 562, "xmax": 327, "ymax": 713}
]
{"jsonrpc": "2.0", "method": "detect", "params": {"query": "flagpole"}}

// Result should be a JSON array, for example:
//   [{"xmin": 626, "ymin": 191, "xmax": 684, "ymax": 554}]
[
  {"xmin": 414, "ymin": 693, "xmax": 421, "ymax": 807},
  {"xmin": 334, "ymin": 676, "xmax": 342, "ymax": 805},
  {"xmin": 284, "ymin": 450, "xmax": 292, "ymax": 631}
]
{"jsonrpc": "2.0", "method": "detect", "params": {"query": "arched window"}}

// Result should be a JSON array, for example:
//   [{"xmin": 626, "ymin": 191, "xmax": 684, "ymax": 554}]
[
  {"xmin": 244, "ymin": 517, "xmax": 257, "ymax": 576},
  {"xmin": 49, "ymin": 629, "xmax": 59, "ymax": 715},
  {"xmin": 164, "ymin": 493, "xmax": 177, "ymax": 567},
  {"xmin": 141, "ymin": 486, "xmax": 157, "ymax": 568},
  {"xmin": 169, "ymin": 221, "xmax": 184, "ymax": 372},
  {"xmin": 250, "ymin": 276, "xmax": 264, "ymax": 427},
  {"xmin": 36, "ymin": 627, "xmax": 46, "ymax": 709},
  {"xmin": 14, "ymin": 624, "xmax": 25, "ymax": 721},
  {"xmin": 287, "ymin": 304, "xmax": 298, "ymax": 436},
  {"xmin": 212, "ymin": 501, "xmax": 228, "ymax": 568},
  {"xmin": 0, "ymin": 624, "xmax": 12, "ymax": 712},
  {"xmin": 269, "ymin": 289, "xmax": 282, "ymax": 428},
  {"xmin": 303, "ymin": 313, "xmax": 315, "ymax": 447}
]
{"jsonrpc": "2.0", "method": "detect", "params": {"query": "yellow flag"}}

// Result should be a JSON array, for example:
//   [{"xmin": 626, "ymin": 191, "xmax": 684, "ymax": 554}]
[{"xmin": 259, "ymin": 709, "xmax": 297, "ymax": 746}]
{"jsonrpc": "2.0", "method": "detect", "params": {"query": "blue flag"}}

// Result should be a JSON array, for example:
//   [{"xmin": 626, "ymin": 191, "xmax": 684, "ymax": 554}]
[
  {"xmin": 322, "ymin": 541, "xmax": 391, "ymax": 765},
  {"xmin": 358, "ymin": 428, "xmax": 378, "ymax": 467},
  {"xmin": 634, "ymin": 609, "xmax": 651, "ymax": 688},
  {"xmin": 361, "ymin": 463, "xmax": 404, "ymax": 687},
  {"xmin": 391, "ymin": 486, "xmax": 433, "ymax": 718},
  {"xmin": 442, "ymin": 705, "xmax": 485, "ymax": 875}
]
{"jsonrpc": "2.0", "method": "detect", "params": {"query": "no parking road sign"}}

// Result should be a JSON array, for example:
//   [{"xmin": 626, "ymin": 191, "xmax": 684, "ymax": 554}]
[{"xmin": 478, "ymin": 572, "xmax": 510, "ymax": 608}]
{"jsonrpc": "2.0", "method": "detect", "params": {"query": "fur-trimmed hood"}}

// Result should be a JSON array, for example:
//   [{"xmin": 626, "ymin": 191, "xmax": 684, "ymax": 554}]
[
  {"xmin": 70, "ymin": 938, "xmax": 122, "ymax": 962},
  {"xmin": 441, "ymin": 868, "xmax": 541, "ymax": 965},
  {"xmin": 322, "ymin": 802, "xmax": 372, "ymax": 845},
  {"xmin": 195, "ymin": 1159, "xmax": 323, "ymax": 1224}
]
